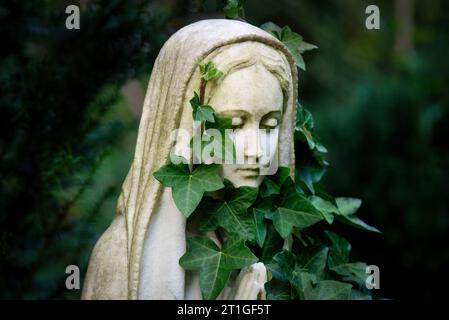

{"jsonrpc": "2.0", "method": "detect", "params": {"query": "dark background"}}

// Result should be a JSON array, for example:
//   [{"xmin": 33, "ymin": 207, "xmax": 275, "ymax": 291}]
[{"xmin": 0, "ymin": 0, "xmax": 448, "ymax": 299}]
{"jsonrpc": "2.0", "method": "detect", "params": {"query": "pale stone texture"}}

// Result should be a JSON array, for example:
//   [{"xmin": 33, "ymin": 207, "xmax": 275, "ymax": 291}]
[{"xmin": 82, "ymin": 19, "xmax": 298, "ymax": 300}]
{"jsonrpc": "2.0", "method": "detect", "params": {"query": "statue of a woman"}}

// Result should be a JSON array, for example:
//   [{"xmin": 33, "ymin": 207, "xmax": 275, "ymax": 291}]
[{"xmin": 82, "ymin": 19, "xmax": 298, "ymax": 300}]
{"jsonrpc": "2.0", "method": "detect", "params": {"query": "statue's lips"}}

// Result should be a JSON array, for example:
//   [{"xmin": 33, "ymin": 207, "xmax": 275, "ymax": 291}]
[{"xmin": 235, "ymin": 166, "xmax": 260, "ymax": 177}]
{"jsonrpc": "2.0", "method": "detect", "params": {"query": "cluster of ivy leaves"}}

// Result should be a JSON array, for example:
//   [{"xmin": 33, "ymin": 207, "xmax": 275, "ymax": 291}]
[{"xmin": 153, "ymin": 22, "xmax": 381, "ymax": 300}]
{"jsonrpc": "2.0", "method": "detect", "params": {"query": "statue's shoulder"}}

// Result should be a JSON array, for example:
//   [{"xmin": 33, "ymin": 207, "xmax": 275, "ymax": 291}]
[{"xmin": 81, "ymin": 214, "xmax": 128, "ymax": 299}]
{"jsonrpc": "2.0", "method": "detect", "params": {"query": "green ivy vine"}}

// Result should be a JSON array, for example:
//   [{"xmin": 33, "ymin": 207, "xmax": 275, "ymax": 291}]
[{"xmin": 153, "ymin": 20, "xmax": 381, "ymax": 300}]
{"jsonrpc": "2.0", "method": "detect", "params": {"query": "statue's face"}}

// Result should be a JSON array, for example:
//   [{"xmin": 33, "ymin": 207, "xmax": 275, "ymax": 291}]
[{"xmin": 209, "ymin": 64, "xmax": 283, "ymax": 188}]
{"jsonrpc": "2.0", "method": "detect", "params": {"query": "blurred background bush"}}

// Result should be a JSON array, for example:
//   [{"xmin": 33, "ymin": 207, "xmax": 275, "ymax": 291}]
[{"xmin": 0, "ymin": 0, "xmax": 447, "ymax": 299}]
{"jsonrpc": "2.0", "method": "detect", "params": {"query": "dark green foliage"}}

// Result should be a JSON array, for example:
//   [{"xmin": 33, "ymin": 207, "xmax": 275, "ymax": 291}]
[{"xmin": 0, "ymin": 0, "xmax": 169, "ymax": 298}]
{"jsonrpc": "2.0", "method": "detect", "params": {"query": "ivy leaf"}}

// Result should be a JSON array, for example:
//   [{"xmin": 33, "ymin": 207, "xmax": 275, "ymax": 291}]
[
  {"xmin": 260, "ymin": 178, "xmax": 280, "ymax": 198},
  {"xmin": 260, "ymin": 166, "xmax": 290, "ymax": 198},
  {"xmin": 268, "ymin": 245, "xmax": 357, "ymax": 300},
  {"xmin": 296, "ymin": 102, "xmax": 314, "ymax": 130},
  {"xmin": 279, "ymin": 26, "xmax": 306, "ymax": 70},
  {"xmin": 202, "ymin": 181, "xmax": 258, "ymax": 241},
  {"xmin": 335, "ymin": 197, "xmax": 362, "ymax": 216},
  {"xmin": 271, "ymin": 178, "xmax": 324, "ymax": 238},
  {"xmin": 315, "ymin": 142, "xmax": 328, "ymax": 153},
  {"xmin": 314, "ymin": 184, "xmax": 337, "ymax": 206},
  {"xmin": 293, "ymin": 269, "xmax": 351, "ymax": 300},
  {"xmin": 331, "ymin": 262, "xmax": 368, "ymax": 287},
  {"xmin": 195, "ymin": 106, "xmax": 215, "ymax": 123},
  {"xmin": 294, "ymin": 128, "xmax": 315, "ymax": 150},
  {"xmin": 171, "ymin": 165, "xmax": 223, "ymax": 217},
  {"xmin": 292, "ymin": 240, "xmax": 317, "ymax": 261},
  {"xmin": 291, "ymin": 271, "xmax": 317, "ymax": 299},
  {"xmin": 294, "ymin": 53, "xmax": 306, "ymax": 71},
  {"xmin": 260, "ymin": 22, "xmax": 282, "ymax": 35},
  {"xmin": 154, "ymin": 162, "xmax": 224, "ymax": 217},
  {"xmin": 199, "ymin": 61, "xmax": 223, "ymax": 81},
  {"xmin": 193, "ymin": 108, "xmax": 215, "ymax": 126},
  {"xmin": 326, "ymin": 231, "xmax": 351, "ymax": 269},
  {"xmin": 298, "ymin": 41, "xmax": 319, "ymax": 53},
  {"xmin": 191, "ymin": 129, "xmax": 235, "ymax": 165},
  {"xmin": 275, "ymin": 167, "xmax": 291, "ymax": 185},
  {"xmin": 334, "ymin": 197, "xmax": 381, "ymax": 233},
  {"xmin": 261, "ymin": 24, "xmax": 317, "ymax": 71},
  {"xmin": 336, "ymin": 215, "xmax": 381, "ymax": 233},
  {"xmin": 152, "ymin": 160, "xmax": 189, "ymax": 187},
  {"xmin": 259, "ymin": 223, "xmax": 284, "ymax": 263},
  {"xmin": 190, "ymin": 91, "xmax": 201, "ymax": 109},
  {"xmin": 310, "ymin": 196, "xmax": 337, "ymax": 224},
  {"xmin": 289, "ymin": 244, "xmax": 329, "ymax": 283},
  {"xmin": 303, "ymin": 247, "xmax": 329, "ymax": 276},
  {"xmin": 196, "ymin": 196, "xmax": 220, "ymax": 231},
  {"xmin": 204, "ymin": 115, "xmax": 235, "ymax": 162},
  {"xmin": 273, "ymin": 250, "xmax": 297, "ymax": 281},
  {"xmin": 223, "ymin": 0, "xmax": 247, "ymax": 19},
  {"xmin": 179, "ymin": 236, "xmax": 257, "ymax": 300},
  {"xmin": 325, "ymin": 232, "xmax": 372, "ymax": 290},
  {"xmin": 295, "ymin": 102, "xmax": 328, "ymax": 159},
  {"xmin": 295, "ymin": 102, "xmax": 316, "ymax": 149},
  {"xmin": 253, "ymin": 208, "xmax": 267, "ymax": 247},
  {"xmin": 265, "ymin": 262, "xmax": 285, "ymax": 283},
  {"xmin": 296, "ymin": 164, "xmax": 326, "ymax": 194},
  {"xmin": 303, "ymin": 280, "xmax": 352, "ymax": 300},
  {"xmin": 190, "ymin": 92, "xmax": 215, "ymax": 123},
  {"xmin": 265, "ymin": 280, "xmax": 291, "ymax": 300},
  {"xmin": 255, "ymin": 198, "xmax": 277, "ymax": 220}
]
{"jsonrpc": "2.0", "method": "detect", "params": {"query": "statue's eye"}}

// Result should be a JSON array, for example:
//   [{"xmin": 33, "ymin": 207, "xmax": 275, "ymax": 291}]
[
  {"xmin": 231, "ymin": 117, "xmax": 244, "ymax": 129},
  {"xmin": 261, "ymin": 118, "xmax": 279, "ymax": 129}
]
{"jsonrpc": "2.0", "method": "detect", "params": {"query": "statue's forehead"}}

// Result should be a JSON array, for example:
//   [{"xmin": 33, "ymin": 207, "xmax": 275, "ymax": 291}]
[{"xmin": 209, "ymin": 65, "xmax": 283, "ymax": 115}]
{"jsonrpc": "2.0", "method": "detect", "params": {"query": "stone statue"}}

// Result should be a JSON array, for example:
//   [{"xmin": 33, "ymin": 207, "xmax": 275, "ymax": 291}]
[{"xmin": 82, "ymin": 19, "xmax": 298, "ymax": 300}]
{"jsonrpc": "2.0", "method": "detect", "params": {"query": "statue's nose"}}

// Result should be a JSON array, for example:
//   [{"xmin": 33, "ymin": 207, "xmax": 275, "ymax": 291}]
[{"xmin": 243, "ymin": 129, "xmax": 263, "ymax": 163}]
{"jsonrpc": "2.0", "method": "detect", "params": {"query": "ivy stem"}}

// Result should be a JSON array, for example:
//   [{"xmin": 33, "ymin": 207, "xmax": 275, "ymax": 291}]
[
  {"xmin": 199, "ymin": 78, "xmax": 206, "ymax": 105},
  {"xmin": 199, "ymin": 77, "xmax": 206, "ymax": 143}
]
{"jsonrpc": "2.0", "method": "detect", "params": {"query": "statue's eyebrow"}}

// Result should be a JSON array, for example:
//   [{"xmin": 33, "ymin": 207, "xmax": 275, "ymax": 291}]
[
  {"xmin": 216, "ymin": 109, "xmax": 250, "ymax": 118},
  {"xmin": 261, "ymin": 111, "xmax": 282, "ymax": 122}
]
